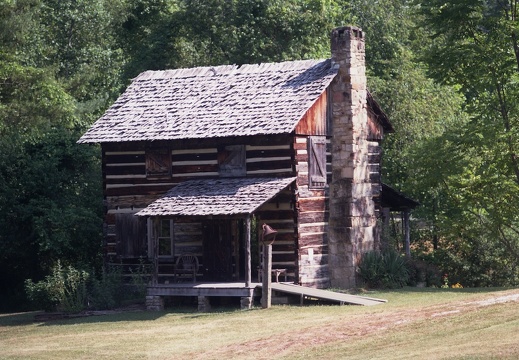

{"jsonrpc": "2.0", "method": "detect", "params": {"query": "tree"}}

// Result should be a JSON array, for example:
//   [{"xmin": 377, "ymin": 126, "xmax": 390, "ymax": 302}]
[
  {"xmin": 0, "ymin": 0, "xmax": 118, "ymax": 310},
  {"xmin": 119, "ymin": 0, "xmax": 346, "ymax": 78},
  {"xmin": 410, "ymin": 0, "xmax": 519, "ymax": 285}
]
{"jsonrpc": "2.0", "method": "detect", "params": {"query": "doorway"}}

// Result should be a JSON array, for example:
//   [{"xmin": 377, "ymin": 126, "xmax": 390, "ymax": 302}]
[{"xmin": 202, "ymin": 219, "xmax": 235, "ymax": 281}]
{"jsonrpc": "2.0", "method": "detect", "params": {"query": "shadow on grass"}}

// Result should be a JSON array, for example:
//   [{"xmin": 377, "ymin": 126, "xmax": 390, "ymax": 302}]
[{"xmin": 0, "ymin": 303, "xmax": 251, "ymax": 327}]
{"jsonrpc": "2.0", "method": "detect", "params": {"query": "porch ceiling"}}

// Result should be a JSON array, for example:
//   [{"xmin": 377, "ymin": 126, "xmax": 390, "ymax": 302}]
[{"xmin": 135, "ymin": 177, "xmax": 296, "ymax": 217}]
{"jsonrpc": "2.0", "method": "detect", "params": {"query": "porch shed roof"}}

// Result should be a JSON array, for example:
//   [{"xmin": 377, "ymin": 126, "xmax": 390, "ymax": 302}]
[{"xmin": 135, "ymin": 177, "xmax": 296, "ymax": 217}]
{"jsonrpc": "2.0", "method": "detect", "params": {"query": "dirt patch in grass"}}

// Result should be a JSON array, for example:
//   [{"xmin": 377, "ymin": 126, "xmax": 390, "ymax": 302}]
[{"xmin": 187, "ymin": 288, "xmax": 519, "ymax": 360}]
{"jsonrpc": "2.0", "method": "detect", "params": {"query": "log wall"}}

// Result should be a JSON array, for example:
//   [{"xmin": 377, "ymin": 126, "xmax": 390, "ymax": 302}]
[
  {"xmin": 294, "ymin": 135, "xmax": 332, "ymax": 288},
  {"xmin": 102, "ymin": 135, "xmax": 298, "ymax": 282}
]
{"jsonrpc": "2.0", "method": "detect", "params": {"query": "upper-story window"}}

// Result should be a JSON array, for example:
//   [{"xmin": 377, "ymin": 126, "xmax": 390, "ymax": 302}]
[
  {"xmin": 308, "ymin": 136, "xmax": 327, "ymax": 189},
  {"xmin": 218, "ymin": 145, "xmax": 246, "ymax": 177},
  {"xmin": 146, "ymin": 148, "xmax": 171, "ymax": 179}
]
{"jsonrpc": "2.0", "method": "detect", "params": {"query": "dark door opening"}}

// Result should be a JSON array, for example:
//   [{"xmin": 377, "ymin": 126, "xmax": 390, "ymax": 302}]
[{"xmin": 202, "ymin": 220, "xmax": 234, "ymax": 281}]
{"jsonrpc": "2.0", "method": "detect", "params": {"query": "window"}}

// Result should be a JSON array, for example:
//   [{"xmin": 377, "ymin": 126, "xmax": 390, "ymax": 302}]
[
  {"xmin": 218, "ymin": 144, "xmax": 246, "ymax": 177},
  {"xmin": 308, "ymin": 136, "xmax": 327, "ymax": 189},
  {"xmin": 157, "ymin": 219, "xmax": 174, "ymax": 257},
  {"xmin": 146, "ymin": 149, "xmax": 171, "ymax": 179}
]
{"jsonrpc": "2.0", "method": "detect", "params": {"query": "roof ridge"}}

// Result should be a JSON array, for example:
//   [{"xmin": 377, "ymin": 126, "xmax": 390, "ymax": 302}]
[{"xmin": 134, "ymin": 59, "xmax": 328, "ymax": 81}]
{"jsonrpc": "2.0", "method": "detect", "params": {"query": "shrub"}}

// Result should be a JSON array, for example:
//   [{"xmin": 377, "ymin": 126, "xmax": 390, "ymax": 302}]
[
  {"xmin": 89, "ymin": 266, "xmax": 125, "ymax": 310},
  {"xmin": 357, "ymin": 250, "xmax": 409, "ymax": 288},
  {"xmin": 407, "ymin": 259, "xmax": 442, "ymax": 287},
  {"xmin": 25, "ymin": 261, "xmax": 89, "ymax": 313}
]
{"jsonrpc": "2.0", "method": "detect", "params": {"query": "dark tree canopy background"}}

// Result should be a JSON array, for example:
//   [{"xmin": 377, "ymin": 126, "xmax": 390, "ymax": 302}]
[{"xmin": 1, "ymin": 0, "xmax": 518, "ymax": 310}]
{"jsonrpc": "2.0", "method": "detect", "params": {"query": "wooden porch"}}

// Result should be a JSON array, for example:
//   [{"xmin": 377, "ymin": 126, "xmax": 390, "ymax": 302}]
[
  {"xmin": 146, "ymin": 281, "xmax": 262, "ymax": 311},
  {"xmin": 145, "ymin": 281, "xmax": 387, "ymax": 311},
  {"xmin": 147, "ymin": 282, "xmax": 261, "ymax": 298}
]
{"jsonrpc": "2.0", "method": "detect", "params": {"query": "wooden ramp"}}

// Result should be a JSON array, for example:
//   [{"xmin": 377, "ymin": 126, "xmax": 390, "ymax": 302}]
[{"xmin": 266, "ymin": 283, "xmax": 387, "ymax": 306}]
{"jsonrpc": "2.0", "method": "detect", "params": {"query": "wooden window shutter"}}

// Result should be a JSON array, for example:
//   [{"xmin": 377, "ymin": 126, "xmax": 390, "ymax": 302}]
[
  {"xmin": 218, "ymin": 145, "xmax": 246, "ymax": 177},
  {"xmin": 146, "ymin": 149, "xmax": 171, "ymax": 179},
  {"xmin": 308, "ymin": 136, "xmax": 327, "ymax": 189},
  {"xmin": 116, "ymin": 213, "xmax": 147, "ymax": 258}
]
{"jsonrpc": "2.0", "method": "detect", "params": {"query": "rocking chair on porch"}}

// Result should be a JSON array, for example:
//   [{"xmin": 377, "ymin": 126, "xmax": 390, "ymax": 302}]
[{"xmin": 174, "ymin": 253, "xmax": 199, "ymax": 283}]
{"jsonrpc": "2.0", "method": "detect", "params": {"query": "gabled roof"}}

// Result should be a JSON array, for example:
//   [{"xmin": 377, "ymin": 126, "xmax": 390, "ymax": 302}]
[
  {"xmin": 78, "ymin": 60, "xmax": 338, "ymax": 143},
  {"xmin": 135, "ymin": 177, "xmax": 296, "ymax": 217}
]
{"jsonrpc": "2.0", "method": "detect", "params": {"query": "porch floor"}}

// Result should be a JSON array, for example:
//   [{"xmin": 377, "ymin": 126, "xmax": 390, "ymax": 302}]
[
  {"xmin": 147, "ymin": 282, "xmax": 387, "ymax": 306},
  {"xmin": 147, "ymin": 282, "xmax": 262, "ymax": 297}
]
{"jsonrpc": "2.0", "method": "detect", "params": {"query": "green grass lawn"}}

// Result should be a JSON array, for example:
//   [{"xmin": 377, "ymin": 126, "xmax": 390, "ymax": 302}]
[{"xmin": 1, "ymin": 287, "xmax": 518, "ymax": 359}]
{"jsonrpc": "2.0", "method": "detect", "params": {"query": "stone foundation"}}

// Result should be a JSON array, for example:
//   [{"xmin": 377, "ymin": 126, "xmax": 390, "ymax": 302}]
[
  {"xmin": 197, "ymin": 296, "xmax": 211, "ymax": 312},
  {"xmin": 240, "ymin": 296, "xmax": 253, "ymax": 310},
  {"xmin": 146, "ymin": 295, "xmax": 164, "ymax": 311}
]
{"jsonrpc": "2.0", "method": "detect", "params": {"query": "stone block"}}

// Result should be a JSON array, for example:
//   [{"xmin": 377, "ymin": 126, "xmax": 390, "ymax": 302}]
[
  {"xmin": 198, "ymin": 296, "xmax": 211, "ymax": 312},
  {"xmin": 240, "ymin": 296, "xmax": 253, "ymax": 310},
  {"xmin": 146, "ymin": 295, "xmax": 164, "ymax": 311}
]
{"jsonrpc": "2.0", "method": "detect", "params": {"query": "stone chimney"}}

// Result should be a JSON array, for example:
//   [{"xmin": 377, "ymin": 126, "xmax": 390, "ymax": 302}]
[{"xmin": 328, "ymin": 26, "xmax": 376, "ymax": 288}]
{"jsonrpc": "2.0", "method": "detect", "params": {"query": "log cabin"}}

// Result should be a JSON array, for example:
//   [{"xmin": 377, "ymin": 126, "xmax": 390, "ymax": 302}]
[{"xmin": 78, "ymin": 26, "xmax": 395, "ymax": 310}]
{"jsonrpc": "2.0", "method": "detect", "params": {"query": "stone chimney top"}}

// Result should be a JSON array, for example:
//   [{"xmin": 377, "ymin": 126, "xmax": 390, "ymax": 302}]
[{"xmin": 331, "ymin": 26, "xmax": 365, "ymax": 67}]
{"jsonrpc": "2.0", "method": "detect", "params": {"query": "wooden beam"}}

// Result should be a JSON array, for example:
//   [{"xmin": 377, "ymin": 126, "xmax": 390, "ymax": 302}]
[
  {"xmin": 152, "ymin": 218, "xmax": 159, "ymax": 285},
  {"xmin": 245, "ymin": 216, "xmax": 252, "ymax": 287}
]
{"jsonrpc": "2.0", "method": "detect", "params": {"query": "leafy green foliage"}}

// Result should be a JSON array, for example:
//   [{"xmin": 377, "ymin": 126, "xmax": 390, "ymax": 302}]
[
  {"xmin": 119, "ymin": 0, "xmax": 347, "ymax": 78},
  {"xmin": 25, "ymin": 261, "xmax": 89, "ymax": 312},
  {"xmin": 0, "ymin": 1, "xmax": 106, "ymax": 311},
  {"xmin": 357, "ymin": 250, "xmax": 410, "ymax": 288},
  {"xmin": 89, "ymin": 266, "xmax": 126, "ymax": 310}
]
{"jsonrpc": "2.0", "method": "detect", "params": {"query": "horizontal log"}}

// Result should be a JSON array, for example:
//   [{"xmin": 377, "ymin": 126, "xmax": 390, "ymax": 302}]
[
  {"xmin": 246, "ymin": 169, "xmax": 294, "ymax": 177},
  {"xmin": 295, "ymin": 153, "xmax": 308, "ymax": 163},
  {"xmin": 299, "ymin": 233, "xmax": 328, "ymax": 247},
  {"xmin": 103, "ymin": 142, "xmax": 146, "ymax": 152},
  {"xmin": 171, "ymin": 164, "xmax": 219, "ymax": 174},
  {"xmin": 370, "ymin": 173, "xmax": 381, "ymax": 182},
  {"xmin": 174, "ymin": 234, "xmax": 203, "ymax": 243},
  {"xmin": 246, "ymin": 159, "xmax": 293, "ymax": 172},
  {"xmin": 255, "ymin": 210, "xmax": 296, "ymax": 221},
  {"xmin": 368, "ymin": 153, "xmax": 381, "ymax": 163},
  {"xmin": 270, "ymin": 243, "xmax": 297, "ymax": 252},
  {"xmin": 298, "ymin": 197, "xmax": 328, "ymax": 212},
  {"xmin": 246, "ymin": 148, "xmax": 293, "ymax": 159},
  {"xmin": 173, "ymin": 223, "xmax": 203, "ymax": 234},
  {"xmin": 173, "ymin": 245, "xmax": 203, "ymax": 254},
  {"xmin": 368, "ymin": 144, "xmax": 381, "ymax": 154},
  {"xmin": 105, "ymin": 185, "xmax": 173, "ymax": 197},
  {"xmin": 299, "ymin": 211, "xmax": 329, "ymax": 224},
  {"xmin": 105, "ymin": 153, "xmax": 145, "ymax": 164},
  {"xmin": 272, "ymin": 253, "xmax": 297, "ymax": 263},
  {"xmin": 104, "ymin": 165, "xmax": 146, "ymax": 176},
  {"xmin": 172, "ymin": 152, "xmax": 217, "ymax": 162},
  {"xmin": 105, "ymin": 194, "xmax": 161, "ymax": 210}
]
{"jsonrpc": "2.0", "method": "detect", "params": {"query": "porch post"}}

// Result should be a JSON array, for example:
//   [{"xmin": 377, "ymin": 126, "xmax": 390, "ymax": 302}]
[
  {"xmin": 245, "ymin": 215, "xmax": 251, "ymax": 287},
  {"xmin": 261, "ymin": 243, "xmax": 272, "ymax": 309},
  {"xmin": 403, "ymin": 210, "xmax": 411, "ymax": 258},
  {"xmin": 152, "ymin": 218, "xmax": 159, "ymax": 285}
]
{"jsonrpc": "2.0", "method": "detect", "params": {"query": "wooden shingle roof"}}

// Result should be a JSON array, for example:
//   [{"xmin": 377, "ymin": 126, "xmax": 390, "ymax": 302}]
[
  {"xmin": 135, "ymin": 177, "xmax": 296, "ymax": 217},
  {"xmin": 78, "ymin": 59, "xmax": 337, "ymax": 143}
]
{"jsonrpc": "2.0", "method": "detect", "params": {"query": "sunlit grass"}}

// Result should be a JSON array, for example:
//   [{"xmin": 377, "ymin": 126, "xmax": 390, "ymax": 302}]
[{"xmin": 1, "ymin": 287, "xmax": 518, "ymax": 359}]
